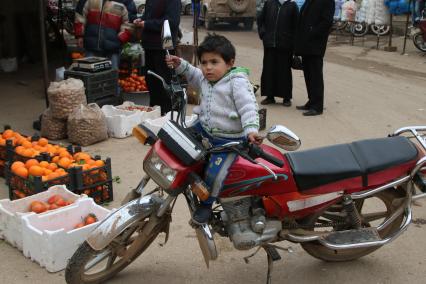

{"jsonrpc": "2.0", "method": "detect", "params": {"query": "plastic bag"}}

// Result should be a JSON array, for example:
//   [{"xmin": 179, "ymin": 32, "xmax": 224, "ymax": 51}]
[
  {"xmin": 47, "ymin": 78, "xmax": 87, "ymax": 120},
  {"xmin": 41, "ymin": 108, "xmax": 67, "ymax": 140},
  {"xmin": 121, "ymin": 43, "xmax": 145, "ymax": 66},
  {"xmin": 67, "ymin": 103, "xmax": 108, "ymax": 146}
]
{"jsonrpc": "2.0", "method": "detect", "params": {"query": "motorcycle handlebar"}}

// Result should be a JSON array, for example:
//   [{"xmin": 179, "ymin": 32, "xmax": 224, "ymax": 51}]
[{"xmin": 249, "ymin": 144, "xmax": 284, "ymax": 168}]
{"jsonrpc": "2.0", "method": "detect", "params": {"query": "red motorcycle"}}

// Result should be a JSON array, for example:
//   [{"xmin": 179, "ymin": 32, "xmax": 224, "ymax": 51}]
[{"xmin": 65, "ymin": 70, "xmax": 426, "ymax": 284}]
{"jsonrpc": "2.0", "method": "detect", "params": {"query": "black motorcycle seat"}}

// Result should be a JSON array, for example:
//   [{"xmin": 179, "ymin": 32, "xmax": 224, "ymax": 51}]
[{"xmin": 285, "ymin": 136, "xmax": 418, "ymax": 191}]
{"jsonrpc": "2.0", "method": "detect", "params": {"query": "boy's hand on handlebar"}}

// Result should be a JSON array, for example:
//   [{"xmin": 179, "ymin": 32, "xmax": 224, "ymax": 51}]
[
  {"xmin": 165, "ymin": 55, "xmax": 181, "ymax": 69},
  {"xmin": 248, "ymin": 132, "xmax": 263, "ymax": 145}
]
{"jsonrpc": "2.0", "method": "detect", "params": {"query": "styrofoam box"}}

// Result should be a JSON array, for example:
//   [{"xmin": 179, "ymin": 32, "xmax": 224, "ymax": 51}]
[
  {"xmin": 22, "ymin": 198, "xmax": 111, "ymax": 272},
  {"xmin": 142, "ymin": 111, "xmax": 198, "ymax": 135},
  {"xmin": 0, "ymin": 185, "xmax": 86, "ymax": 251},
  {"xmin": 101, "ymin": 101, "xmax": 161, "ymax": 138}
]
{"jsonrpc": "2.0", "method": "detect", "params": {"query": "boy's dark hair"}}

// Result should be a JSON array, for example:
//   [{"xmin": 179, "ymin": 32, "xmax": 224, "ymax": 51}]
[{"xmin": 197, "ymin": 33, "xmax": 236, "ymax": 63}]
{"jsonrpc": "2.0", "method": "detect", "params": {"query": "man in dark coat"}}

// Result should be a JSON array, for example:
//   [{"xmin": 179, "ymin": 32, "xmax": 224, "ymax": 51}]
[
  {"xmin": 134, "ymin": 0, "xmax": 181, "ymax": 115},
  {"xmin": 294, "ymin": 0, "xmax": 334, "ymax": 116},
  {"xmin": 257, "ymin": 0, "xmax": 299, "ymax": 106}
]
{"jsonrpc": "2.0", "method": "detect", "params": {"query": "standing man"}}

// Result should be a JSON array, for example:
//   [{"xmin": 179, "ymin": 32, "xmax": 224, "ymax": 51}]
[
  {"xmin": 133, "ymin": 0, "xmax": 181, "ymax": 115},
  {"xmin": 257, "ymin": 0, "xmax": 299, "ymax": 107},
  {"xmin": 294, "ymin": 0, "xmax": 334, "ymax": 116},
  {"xmin": 74, "ymin": 0, "xmax": 136, "ymax": 70}
]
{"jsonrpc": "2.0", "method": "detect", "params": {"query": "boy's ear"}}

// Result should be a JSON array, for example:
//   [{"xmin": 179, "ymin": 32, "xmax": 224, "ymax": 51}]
[{"xmin": 228, "ymin": 58, "xmax": 235, "ymax": 67}]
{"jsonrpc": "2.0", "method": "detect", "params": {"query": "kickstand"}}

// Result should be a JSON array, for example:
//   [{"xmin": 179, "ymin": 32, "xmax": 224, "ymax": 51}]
[{"xmin": 243, "ymin": 245, "xmax": 285, "ymax": 284}]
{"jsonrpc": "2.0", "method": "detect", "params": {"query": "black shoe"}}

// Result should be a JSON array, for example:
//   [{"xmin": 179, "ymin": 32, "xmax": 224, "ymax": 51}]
[
  {"xmin": 303, "ymin": 109, "xmax": 323, "ymax": 116},
  {"xmin": 283, "ymin": 99, "xmax": 292, "ymax": 107},
  {"xmin": 260, "ymin": 97, "xmax": 276, "ymax": 105},
  {"xmin": 296, "ymin": 105, "xmax": 310, "ymax": 111},
  {"xmin": 191, "ymin": 204, "xmax": 212, "ymax": 225}
]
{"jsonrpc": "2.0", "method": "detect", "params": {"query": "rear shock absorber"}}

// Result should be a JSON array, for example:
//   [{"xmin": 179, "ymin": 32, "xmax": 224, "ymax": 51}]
[{"xmin": 342, "ymin": 195, "xmax": 362, "ymax": 229}]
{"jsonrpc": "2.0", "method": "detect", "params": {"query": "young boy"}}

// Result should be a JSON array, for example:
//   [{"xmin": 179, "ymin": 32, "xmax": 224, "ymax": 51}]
[{"xmin": 166, "ymin": 34, "xmax": 263, "ymax": 225}]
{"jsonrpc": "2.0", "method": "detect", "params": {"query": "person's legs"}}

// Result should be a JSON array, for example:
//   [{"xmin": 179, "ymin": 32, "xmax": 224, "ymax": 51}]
[
  {"xmin": 298, "ymin": 55, "xmax": 312, "ymax": 109},
  {"xmin": 276, "ymin": 48, "xmax": 293, "ymax": 105},
  {"xmin": 110, "ymin": 53, "xmax": 119, "ymax": 70},
  {"xmin": 260, "ymin": 47, "xmax": 276, "ymax": 105},
  {"xmin": 145, "ymin": 49, "xmax": 173, "ymax": 114},
  {"xmin": 306, "ymin": 56, "xmax": 324, "ymax": 113}
]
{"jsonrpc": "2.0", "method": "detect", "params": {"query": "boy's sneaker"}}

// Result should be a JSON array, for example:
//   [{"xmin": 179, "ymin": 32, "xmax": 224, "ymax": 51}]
[
  {"xmin": 191, "ymin": 204, "xmax": 213, "ymax": 225},
  {"xmin": 283, "ymin": 99, "xmax": 292, "ymax": 107}
]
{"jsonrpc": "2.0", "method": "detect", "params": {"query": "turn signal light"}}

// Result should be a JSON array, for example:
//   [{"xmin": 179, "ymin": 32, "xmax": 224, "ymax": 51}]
[{"xmin": 191, "ymin": 181, "xmax": 210, "ymax": 201}]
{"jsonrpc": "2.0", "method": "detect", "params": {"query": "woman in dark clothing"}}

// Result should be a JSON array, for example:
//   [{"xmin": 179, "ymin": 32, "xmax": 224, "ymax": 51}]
[
  {"xmin": 257, "ymin": 0, "xmax": 299, "ymax": 106},
  {"xmin": 133, "ymin": 0, "xmax": 181, "ymax": 115}
]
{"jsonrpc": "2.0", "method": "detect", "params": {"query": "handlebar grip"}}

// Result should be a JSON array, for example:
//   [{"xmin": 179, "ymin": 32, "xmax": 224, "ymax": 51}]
[{"xmin": 249, "ymin": 145, "xmax": 284, "ymax": 168}]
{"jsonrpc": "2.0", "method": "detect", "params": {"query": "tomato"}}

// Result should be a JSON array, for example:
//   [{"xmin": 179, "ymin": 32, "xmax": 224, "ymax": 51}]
[
  {"xmin": 49, "ymin": 203, "xmax": 59, "ymax": 210},
  {"xmin": 47, "ymin": 194, "xmax": 62, "ymax": 204},
  {"xmin": 55, "ymin": 198, "xmax": 67, "ymax": 207},
  {"xmin": 84, "ymin": 214, "xmax": 98, "ymax": 225},
  {"xmin": 30, "ymin": 201, "xmax": 47, "ymax": 213}
]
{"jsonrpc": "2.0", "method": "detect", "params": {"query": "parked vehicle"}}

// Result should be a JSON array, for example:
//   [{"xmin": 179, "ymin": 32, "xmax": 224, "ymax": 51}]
[
  {"xmin": 134, "ymin": 0, "xmax": 192, "ymax": 16},
  {"xmin": 413, "ymin": 16, "xmax": 426, "ymax": 52},
  {"xmin": 199, "ymin": 0, "xmax": 257, "ymax": 30},
  {"xmin": 65, "ymin": 21, "xmax": 426, "ymax": 284}
]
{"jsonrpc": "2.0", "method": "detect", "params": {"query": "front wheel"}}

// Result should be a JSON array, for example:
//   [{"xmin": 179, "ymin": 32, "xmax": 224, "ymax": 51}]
[
  {"xmin": 300, "ymin": 189, "xmax": 405, "ymax": 262},
  {"xmin": 413, "ymin": 33, "xmax": 426, "ymax": 52},
  {"xmin": 65, "ymin": 214, "xmax": 169, "ymax": 284}
]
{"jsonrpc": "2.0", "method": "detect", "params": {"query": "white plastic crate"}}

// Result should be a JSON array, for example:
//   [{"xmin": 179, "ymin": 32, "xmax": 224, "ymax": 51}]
[
  {"xmin": 22, "ymin": 198, "xmax": 111, "ymax": 272},
  {"xmin": 101, "ymin": 102, "xmax": 161, "ymax": 138},
  {"xmin": 142, "ymin": 111, "xmax": 198, "ymax": 135},
  {"xmin": 0, "ymin": 185, "xmax": 85, "ymax": 251}
]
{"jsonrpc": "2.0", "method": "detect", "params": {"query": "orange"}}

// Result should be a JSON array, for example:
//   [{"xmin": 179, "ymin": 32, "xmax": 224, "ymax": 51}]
[
  {"xmin": 58, "ymin": 157, "xmax": 72, "ymax": 169},
  {"xmin": 22, "ymin": 140, "xmax": 32, "ymax": 149},
  {"xmin": 29, "ymin": 165, "xmax": 44, "ymax": 177},
  {"xmin": 22, "ymin": 148, "xmax": 34, "ymax": 158},
  {"xmin": 25, "ymin": 159, "xmax": 39, "ymax": 169},
  {"xmin": 42, "ymin": 176, "xmax": 49, "ymax": 182},
  {"xmin": 47, "ymin": 172, "xmax": 59, "ymax": 180},
  {"xmin": 15, "ymin": 146, "xmax": 25, "ymax": 156},
  {"xmin": 94, "ymin": 160, "xmax": 105, "ymax": 167},
  {"xmin": 47, "ymin": 163, "xmax": 58, "ymax": 171},
  {"xmin": 39, "ymin": 161, "xmax": 49, "ymax": 168},
  {"xmin": 15, "ymin": 167, "xmax": 28, "ymax": 178},
  {"xmin": 59, "ymin": 151, "xmax": 71, "ymax": 158},
  {"xmin": 52, "ymin": 156, "xmax": 60, "ymax": 163},
  {"xmin": 38, "ymin": 138, "xmax": 48, "ymax": 147},
  {"xmin": 2, "ymin": 129, "xmax": 14, "ymax": 139},
  {"xmin": 43, "ymin": 168, "xmax": 53, "ymax": 176},
  {"xmin": 74, "ymin": 152, "xmax": 91, "ymax": 161},
  {"xmin": 0, "ymin": 138, "xmax": 5, "ymax": 146},
  {"xmin": 11, "ymin": 161, "xmax": 25, "ymax": 173}
]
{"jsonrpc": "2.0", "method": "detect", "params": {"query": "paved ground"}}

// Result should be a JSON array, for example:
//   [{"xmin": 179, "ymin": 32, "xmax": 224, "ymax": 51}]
[{"xmin": 0, "ymin": 16, "xmax": 425, "ymax": 284}]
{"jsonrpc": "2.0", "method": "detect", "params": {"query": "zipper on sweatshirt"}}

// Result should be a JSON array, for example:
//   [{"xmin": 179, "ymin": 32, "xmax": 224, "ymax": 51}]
[
  {"xmin": 97, "ymin": 0, "xmax": 106, "ymax": 50},
  {"xmin": 273, "ymin": 4, "xmax": 282, "ymax": 48}
]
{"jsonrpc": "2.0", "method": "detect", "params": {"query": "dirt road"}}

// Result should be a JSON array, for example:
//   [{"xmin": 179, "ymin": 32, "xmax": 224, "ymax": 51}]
[{"xmin": 0, "ymin": 16, "xmax": 425, "ymax": 284}]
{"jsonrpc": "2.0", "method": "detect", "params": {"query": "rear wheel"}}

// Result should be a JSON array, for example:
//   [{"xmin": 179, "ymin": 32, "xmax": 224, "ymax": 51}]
[
  {"xmin": 370, "ymin": 24, "xmax": 390, "ymax": 36},
  {"xmin": 243, "ymin": 18, "xmax": 254, "ymax": 30},
  {"xmin": 300, "ymin": 189, "xmax": 405, "ymax": 262},
  {"xmin": 351, "ymin": 22, "xmax": 368, "ymax": 37},
  {"xmin": 65, "ymin": 215, "xmax": 169, "ymax": 284},
  {"xmin": 413, "ymin": 33, "xmax": 426, "ymax": 52}
]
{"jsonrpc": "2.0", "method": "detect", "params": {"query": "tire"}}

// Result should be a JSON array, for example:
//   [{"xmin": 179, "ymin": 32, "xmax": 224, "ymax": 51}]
[
  {"xmin": 243, "ymin": 18, "xmax": 254, "ymax": 30},
  {"xmin": 370, "ymin": 24, "xmax": 390, "ymax": 36},
  {"xmin": 65, "ymin": 215, "xmax": 168, "ymax": 284},
  {"xmin": 351, "ymin": 22, "xmax": 368, "ymax": 37},
  {"xmin": 300, "ymin": 189, "xmax": 405, "ymax": 262},
  {"xmin": 206, "ymin": 18, "xmax": 215, "ymax": 30},
  {"xmin": 227, "ymin": 0, "xmax": 249, "ymax": 13},
  {"xmin": 413, "ymin": 33, "xmax": 426, "ymax": 52},
  {"xmin": 333, "ymin": 20, "xmax": 348, "ymax": 31}
]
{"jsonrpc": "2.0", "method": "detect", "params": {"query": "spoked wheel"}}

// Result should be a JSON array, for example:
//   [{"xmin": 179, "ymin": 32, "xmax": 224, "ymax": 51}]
[
  {"xmin": 333, "ymin": 20, "xmax": 348, "ymax": 31},
  {"xmin": 65, "ymin": 215, "xmax": 169, "ymax": 284},
  {"xmin": 300, "ymin": 189, "xmax": 405, "ymax": 262},
  {"xmin": 351, "ymin": 22, "xmax": 368, "ymax": 37},
  {"xmin": 413, "ymin": 33, "xmax": 426, "ymax": 52},
  {"xmin": 371, "ymin": 24, "xmax": 390, "ymax": 36}
]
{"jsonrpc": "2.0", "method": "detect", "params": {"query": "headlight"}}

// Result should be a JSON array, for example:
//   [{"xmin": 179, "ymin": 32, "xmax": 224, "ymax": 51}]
[{"xmin": 143, "ymin": 150, "xmax": 177, "ymax": 189}]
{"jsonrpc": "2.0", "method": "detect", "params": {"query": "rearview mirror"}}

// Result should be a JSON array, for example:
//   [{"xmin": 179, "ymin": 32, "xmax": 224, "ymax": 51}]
[
  {"xmin": 162, "ymin": 20, "xmax": 173, "ymax": 50},
  {"xmin": 266, "ymin": 125, "xmax": 301, "ymax": 151}
]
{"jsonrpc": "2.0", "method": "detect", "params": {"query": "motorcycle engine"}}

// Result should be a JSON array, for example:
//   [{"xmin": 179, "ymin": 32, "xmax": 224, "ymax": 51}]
[{"xmin": 220, "ymin": 197, "xmax": 282, "ymax": 250}]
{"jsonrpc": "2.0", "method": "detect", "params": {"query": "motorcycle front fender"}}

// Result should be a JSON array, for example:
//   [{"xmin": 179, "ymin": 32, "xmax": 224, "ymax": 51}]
[{"xmin": 86, "ymin": 195, "xmax": 162, "ymax": 251}]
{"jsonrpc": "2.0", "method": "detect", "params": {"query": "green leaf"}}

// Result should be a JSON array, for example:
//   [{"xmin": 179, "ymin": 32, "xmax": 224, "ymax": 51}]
[{"xmin": 113, "ymin": 176, "xmax": 121, "ymax": 184}]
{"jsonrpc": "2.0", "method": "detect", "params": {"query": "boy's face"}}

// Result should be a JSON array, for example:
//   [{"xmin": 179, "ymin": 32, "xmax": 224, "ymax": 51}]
[{"xmin": 200, "ymin": 52, "xmax": 234, "ymax": 82}]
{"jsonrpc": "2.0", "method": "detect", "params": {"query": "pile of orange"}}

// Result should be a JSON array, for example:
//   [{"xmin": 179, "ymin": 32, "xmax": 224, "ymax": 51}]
[
  {"xmin": 11, "ymin": 159, "xmax": 67, "ymax": 182},
  {"xmin": 118, "ymin": 70, "xmax": 148, "ymax": 93}
]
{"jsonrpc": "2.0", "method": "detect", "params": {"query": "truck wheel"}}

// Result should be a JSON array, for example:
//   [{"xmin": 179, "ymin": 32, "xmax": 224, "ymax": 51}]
[
  {"xmin": 227, "ymin": 0, "xmax": 249, "ymax": 13},
  {"xmin": 243, "ymin": 18, "xmax": 254, "ymax": 30},
  {"xmin": 205, "ymin": 19, "xmax": 214, "ymax": 31}
]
